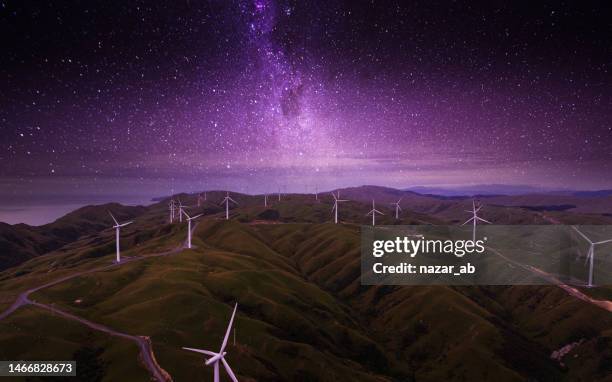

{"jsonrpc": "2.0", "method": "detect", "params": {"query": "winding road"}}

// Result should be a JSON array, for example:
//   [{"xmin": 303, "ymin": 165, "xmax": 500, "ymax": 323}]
[{"xmin": 0, "ymin": 223, "xmax": 199, "ymax": 381}]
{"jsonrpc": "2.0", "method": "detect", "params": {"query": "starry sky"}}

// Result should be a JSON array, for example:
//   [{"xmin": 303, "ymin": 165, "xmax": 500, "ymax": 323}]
[{"xmin": 1, "ymin": 1, "xmax": 612, "ymax": 218}]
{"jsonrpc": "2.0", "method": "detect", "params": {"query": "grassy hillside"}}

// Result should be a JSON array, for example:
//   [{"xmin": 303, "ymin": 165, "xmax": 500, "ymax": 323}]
[
  {"xmin": 0, "ymin": 204, "xmax": 147, "ymax": 271},
  {"xmin": 1, "ymin": 186, "xmax": 612, "ymax": 381}
]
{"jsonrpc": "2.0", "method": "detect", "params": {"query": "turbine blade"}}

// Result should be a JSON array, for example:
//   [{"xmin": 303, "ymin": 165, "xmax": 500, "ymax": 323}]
[
  {"xmin": 220, "ymin": 303, "xmax": 238, "ymax": 352},
  {"xmin": 572, "ymin": 226, "xmax": 592, "ymax": 244},
  {"xmin": 182, "ymin": 209, "xmax": 191, "ymax": 219},
  {"xmin": 594, "ymin": 239, "xmax": 612, "ymax": 245},
  {"xmin": 182, "ymin": 347, "xmax": 217, "ymax": 357},
  {"xmin": 192, "ymin": 214, "xmax": 203, "ymax": 220},
  {"xmin": 108, "ymin": 212, "xmax": 119, "ymax": 225},
  {"xmin": 331, "ymin": 192, "xmax": 337, "ymax": 201},
  {"xmin": 585, "ymin": 246, "xmax": 593, "ymax": 265},
  {"xmin": 475, "ymin": 206, "xmax": 482, "ymax": 213},
  {"xmin": 221, "ymin": 358, "xmax": 239, "ymax": 382},
  {"xmin": 476, "ymin": 217, "xmax": 492, "ymax": 224},
  {"xmin": 462, "ymin": 217, "xmax": 475, "ymax": 226},
  {"xmin": 119, "ymin": 221, "xmax": 133, "ymax": 227},
  {"xmin": 374, "ymin": 209, "xmax": 384, "ymax": 215},
  {"xmin": 228, "ymin": 197, "xmax": 238, "ymax": 204}
]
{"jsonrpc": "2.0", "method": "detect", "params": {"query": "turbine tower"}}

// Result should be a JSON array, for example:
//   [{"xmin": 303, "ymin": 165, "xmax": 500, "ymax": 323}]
[
  {"xmin": 572, "ymin": 226, "xmax": 612, "ymax": 287},
  {"xmin": 366, "ymin": 200, "xmax": 384, "ymax": 226},
  {"xmin": 277, "ymin": 186, "xmax": 281, "ymax": 201},
  {"xmin": 462, "ymin": 200, "xmax": 491, "ymax": 242},
  {"xmin": 183, "ymin": 303, "xmax": 239, "ymax": 382},
  {"xmin": 220, "ymin": 192, "xmax": 238, "ymax": 220},
  {"xmin": 181, "ymin": 210, "xmax": 202, "ymax": 249},
  {"xmin": 390, "ymin": 198, "xmax": 402, "ymax": 219},
  {"xmin": 197, "ymin": 193, "xmax": 203, "ymax": 207},
  {"xmin": 331, "ymin": 192, "xmax": 348, "ymax": 224},
  {"xmin": 264, "ymin": 193, "xmax": 268, "ymax": 207},
  {"xmin": 109, "ymin": 212, "xmax": 133, "ymax": 263}
]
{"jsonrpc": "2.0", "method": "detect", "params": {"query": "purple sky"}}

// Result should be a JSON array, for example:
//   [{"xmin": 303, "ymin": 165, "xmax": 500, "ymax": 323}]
[{"xmin": 1, "ymin": 0, "xmax": 611, "ymax": 216}]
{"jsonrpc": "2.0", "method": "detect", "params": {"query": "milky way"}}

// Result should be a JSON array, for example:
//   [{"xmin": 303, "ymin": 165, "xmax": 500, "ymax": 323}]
[{"xmin": 1, "ymin": 0, "xmax": 611, "ymax": 207}]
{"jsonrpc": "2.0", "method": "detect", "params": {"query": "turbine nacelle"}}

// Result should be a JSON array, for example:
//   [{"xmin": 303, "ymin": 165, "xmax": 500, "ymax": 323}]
[
  {"xmin": 113, "ymin": 221, "xmax": 133, "ymax": 229},
  {"xmin": 109, "ymin": 212, "xmax": 133, "ymax": 229},
  {"xmin": 205, "ymin": 352, "xmax": 227, "ymax": 366},
  {"xmin": 181, "ymin": 209, "xmax": 202, "ymax": 221}
]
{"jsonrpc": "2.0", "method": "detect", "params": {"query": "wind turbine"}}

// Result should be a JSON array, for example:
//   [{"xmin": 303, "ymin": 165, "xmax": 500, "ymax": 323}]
[
  {"xmin": 572, "ymin": 226, "xmax": 612, "ymax": 288},
  {"xmin": 278, "ymin": 186, "xmax": 281, "ymax": 201},
  {"xmin": 109, "ymin": 212, "xmax": 133, "ymax": 263},
  {"xmin": 315, "ymin": 185, "xmax": 318, "ymax": 201},
  {"xmin": 331, "ymin": 192, "xmax": 348, "ymax": 224},
  {"xmin": 462, "ymin": 200, "xmax": 491, "ymax": 242},
  {"xmin": 177, "ymin": 199, "xmax": 188, "ymax": 223},
  {"xmin": 181, "ymin": 210, "xmax": 202, "ymax": 249},
  {"xmin": 264, "ymin": 193, "xmax": 268, "ymax": 207},
  {"xmin": 183, "ymin": 303, "xmax": 239, "ymax": 382},
  {"xmin": 197, "ymin": 193, "xmax": 204, "ymax": 207},
  {"xmin": 169, "ymin": 199, "xmax": 176, "ymax": 223},
  {"xmin": 220, "ymin": 192, "xmax": 238, "ymax": 220},
  {"xmin": 390, "ymin": 198, "xmax": 402, "ymax": 219},
  {"xmin": 366, "ymin": 200, "xmax": 384, "ymax": 226}
]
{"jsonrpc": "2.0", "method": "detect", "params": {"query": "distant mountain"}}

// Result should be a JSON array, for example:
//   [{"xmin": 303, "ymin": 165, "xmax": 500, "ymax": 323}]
[
  {"xmin": 405, "ymin": 184, "xmax": 568, "ymax": 196},
  {"xmin": 572, "ymin": 190, "xmax": 612, "ymax": 197}
]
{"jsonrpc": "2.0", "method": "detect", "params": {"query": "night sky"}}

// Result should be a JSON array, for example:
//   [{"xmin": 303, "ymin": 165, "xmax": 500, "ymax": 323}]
[{"xmin": 1, "ymin": 1, "xmax": 612, "ymax": 221}]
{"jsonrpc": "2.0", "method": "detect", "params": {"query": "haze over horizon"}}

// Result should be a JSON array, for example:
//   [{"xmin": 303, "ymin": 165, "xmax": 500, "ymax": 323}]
[{"xmin": 2, "ymin": 1, "xmax": 611, "ymax": 223}]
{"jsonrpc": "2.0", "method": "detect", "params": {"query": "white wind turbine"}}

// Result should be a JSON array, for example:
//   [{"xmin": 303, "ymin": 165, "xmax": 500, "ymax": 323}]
[
  {"xmin": 181, "ymin": 210, "xmax": 203, "ymax": 249},
  {"xmin": 177, "ymin": 199, "xmax": 188, "ymax": 223},
  {"xmin": 169, "ymin": 199, "xmax": 176, "ymax": 223},
  {"xmin": 183, "ymin": 303, "xmax": 239, "ymax": 382},
  {"xmin": 277, "ymin": 186, "xmax": 281, "ymax": 201},
  {"xmin": 109, "ymin": 212, "xmax": 133, "ymax": 263},
  {"xmin": 390, "ymin": 198, "xmax": 402, "ymax": 219},
  {"xmin": 366, "ymin": 200, "xmax": 384, "ymax": 226},
  {"xmin": 572, "ymin": 226, "xmax": 612, "ymax": 288},
  {"xmin": 331, "ymin": 192, "xmax": 348, "ymax": 224},
  {"xmin": 462, "ymin": 200, "xmax": 491, "ymax": 242},
  {"xmin": 197, "ymin": 193, "xmax": 204, "ymax": 207},
  {"xmin": 264, "ymin": 193, "xmax": 268, "ymax": 207},
  {"xmin": 220, "ymin": 192, "xmax": 238, "ymax": 220}
]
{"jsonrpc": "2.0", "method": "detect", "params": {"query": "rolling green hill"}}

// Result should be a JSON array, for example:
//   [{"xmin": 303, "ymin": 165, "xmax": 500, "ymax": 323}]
[{"xmin": 1, "ymin": 186, "xmax": 611, "ymax": 381}]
